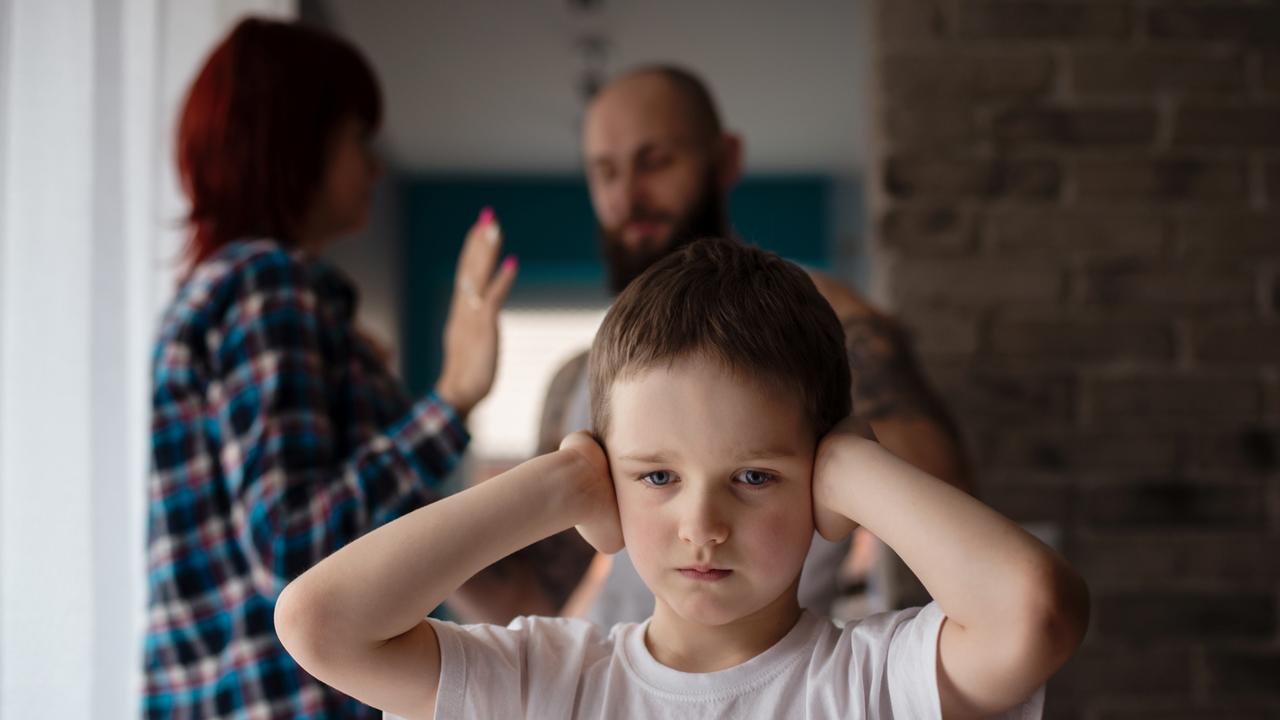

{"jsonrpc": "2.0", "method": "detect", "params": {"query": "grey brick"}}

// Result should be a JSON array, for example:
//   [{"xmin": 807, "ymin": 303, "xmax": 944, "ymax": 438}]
[
  {"xmin": 1081, "ymin": 481, "xmax": 1267, "ymax": 530},
  {"xmin": 1147, "ymin": 4, "xmax": 1280, "ymax": 45},
  {"xmin": 1173, "ymin": 212, "xmax": 1279, "ymax": 258},
  {"xmin": 868, "ymin": 0, "xmax": 1280, "ymax": 711},
  {"xmin": 1268, "ymin": 159, "xmax": 1280, "ymax": 207},
  {"xmin": 897, "ymin": 306, "xmax": 982, "ymax": 357},
  {"xmin": 1041, "ymin": 700, "xmax": 1082, "ymax": 720},
  {"xmin": 1074, "ymin": 157, "xmax": 1250, "ymax": 204},
  {"xmin": 875, "ymin": 0, "xmax": 954, "ymax": 46},
  {"xmin": 1052, "ymin": 643, "xmax": 1194, "ymax": 697},
  {"xmin": 881, "ymin": 51, "xmax": 1055, "ymax": 103},
  {"xmin": 927, "ymin": 365, "xmax": 1076, "ymax": 422},
  {"xmin": 890, "ymin": 258, "xmax": 1063, "ymax": 307},
  {"xmin": 1086, "ymin": 374, "xmax": 1264, "ymax": 420},
  {"xmin": 1194, "ymin": 323, "xmax": 1280, "ymax": 365},
  {"xmin": 1205, "ymin": 650, "xmax": 1280, "ymax": 697},
  {"xmin": 878, "ymin": 206, "xmax": 977, "ymax": 255},
  {"xmin": 977, "ymin": 428, "xmax": 1179, "ymax": 473},
  {"xmin": 883, "ymin": 102, "xmax": 979, "ymax": 150},
  {"xmin": 1079, "ymin": 258, "xmax": 1258, "ymax": 312},
  {"xmin": 1183, "ymin": 427, "xmax": 1280, "ymax": 473},
  {"xmin": 982, "ymin": 209, "xmax": 1168, "ymax": 257},
  {"xmin": 1075, "ymin": 531, "xmax": 1279, "ymax": 585},
  {"xmin": 885, "ymin": 155, "xmax": 1062, "ymax": 199},
  {"xmin": 979, "ymin": 477, "xmax": 1073, "ymax": 524},
  {"xmin": 1094, "ymin": 590, "xmax": 1276, "ymax": 640},
  {"xmin": 1173, "ymin": 106, "xmax": 1280, "ymax": 148},
  {"xmin": 1072, "ymin": 50, "xmax": 1249, "ymax": 99},
  {"xmin": 866, "ymin": 0, "xmax": 1280, "ymax": 712},
  {"xmin": 1263, "ymin": 51, "xmax": 1280, "ymax": 97},
  {"xmin": 959, "ymin": 2, "xmax": 1132, "ymax": 40},
  {"xmin": 1093, "ymin": 707, "xmax": 1273, "ymax": 720},
  {"xmin": 993, "ymin": 106, "xmax": 1158, "ymax": 147},
  {"xmin": 987, "ymin": 318, "xmax": 1175, "ymax": 366}
]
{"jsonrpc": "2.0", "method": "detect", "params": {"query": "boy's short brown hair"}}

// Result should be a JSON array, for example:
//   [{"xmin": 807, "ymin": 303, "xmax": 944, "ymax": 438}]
[{"xmin": 589, "ymin": 237, "xmax": 851, "ymax": 439}]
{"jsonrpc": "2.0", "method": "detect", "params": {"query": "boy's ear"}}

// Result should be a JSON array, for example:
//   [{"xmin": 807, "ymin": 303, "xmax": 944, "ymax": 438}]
[
  {"xmin": 560, "ymin": 431, "xmax": 624, "ymax": 555},
  {"xmin": 560, "ymin": 430, "xmax": 610, "ymax": 478}
]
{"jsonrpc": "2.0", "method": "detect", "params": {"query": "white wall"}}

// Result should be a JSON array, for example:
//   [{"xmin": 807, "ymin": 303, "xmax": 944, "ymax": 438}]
[
  {"xmin": 0, "ymin": 2, "xmax": 292, "ymax": 717},
  {"xmin": 2, "ymin": 3, "xmax": 108, "ymax": 715},
  {"xmin": 320, "ymin": 0, "xmax": 868, "ymax": 174},
  {"xmin": 314, "ymin": 0, "xmax": 873, "ymax": 378}
]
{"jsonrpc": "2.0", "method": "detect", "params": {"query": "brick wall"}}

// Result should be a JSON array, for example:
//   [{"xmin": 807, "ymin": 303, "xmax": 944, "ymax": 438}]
[{"xmin": 867, "ymin": 1, "xmax": 1279, "ymax": 716}]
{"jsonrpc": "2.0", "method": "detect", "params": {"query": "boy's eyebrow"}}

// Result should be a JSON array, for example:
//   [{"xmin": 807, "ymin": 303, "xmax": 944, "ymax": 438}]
[
  {"xmin": 614, "ymin": 447, "xmax": 803, "ymax": 464},
  {"xmin": 736, "ymin": 447, "xmax": 804, "ymax": 461},
  {"xmin": 615, "ymin": 452, "xmax": 675, "ymax": 464}
]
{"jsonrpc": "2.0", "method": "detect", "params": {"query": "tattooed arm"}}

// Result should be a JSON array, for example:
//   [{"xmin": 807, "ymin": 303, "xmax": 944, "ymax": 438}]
[{"xmin": 808, "ymin": 271, "xmax": 972, "ymax": 494}]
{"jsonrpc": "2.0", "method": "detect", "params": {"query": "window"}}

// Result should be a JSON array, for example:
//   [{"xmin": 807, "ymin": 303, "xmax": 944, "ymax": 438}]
[{"xmin": 468, "ymin": 306, "xmax": 607, "ymax": 462}]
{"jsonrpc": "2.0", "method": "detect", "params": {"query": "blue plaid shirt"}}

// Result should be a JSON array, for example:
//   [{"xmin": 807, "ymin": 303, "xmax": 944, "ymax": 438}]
[{"xmin": 145, "ymin": 240, "xmax": 467, "ymax": 719}]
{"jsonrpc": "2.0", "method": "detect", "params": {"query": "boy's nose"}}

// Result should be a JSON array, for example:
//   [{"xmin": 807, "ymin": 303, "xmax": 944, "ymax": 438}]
[{"xmin": 676, "ymin": 489, "xmax": 730, "ymax": 548}]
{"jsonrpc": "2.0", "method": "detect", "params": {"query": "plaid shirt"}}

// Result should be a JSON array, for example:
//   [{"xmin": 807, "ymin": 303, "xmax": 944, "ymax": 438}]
[{"xmin": 145, "ymin": 240, "xmax": 467, "ymax": 719}]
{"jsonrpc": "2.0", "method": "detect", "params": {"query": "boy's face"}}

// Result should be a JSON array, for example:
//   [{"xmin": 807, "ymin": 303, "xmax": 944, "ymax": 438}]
[{"xmin": 604, "ymin": 355, "xmax": 816, "ymax": 627}]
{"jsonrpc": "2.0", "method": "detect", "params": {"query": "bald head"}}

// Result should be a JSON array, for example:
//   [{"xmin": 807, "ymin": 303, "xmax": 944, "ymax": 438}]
[{"xmin": 589, "ymin": 66, "xmax": 723, "ymax": 146}]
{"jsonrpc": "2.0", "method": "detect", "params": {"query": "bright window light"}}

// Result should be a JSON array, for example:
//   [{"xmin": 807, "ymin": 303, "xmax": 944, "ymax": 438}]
[{"xmin": 468, "ymin": 306, "xmax": 607, "ymax": 461}]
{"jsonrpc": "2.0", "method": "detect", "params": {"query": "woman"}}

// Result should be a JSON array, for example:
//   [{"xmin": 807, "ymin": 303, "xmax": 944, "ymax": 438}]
[{"xmin": 144, "ymin": 18, "xmax": 514, "ymax": 719}]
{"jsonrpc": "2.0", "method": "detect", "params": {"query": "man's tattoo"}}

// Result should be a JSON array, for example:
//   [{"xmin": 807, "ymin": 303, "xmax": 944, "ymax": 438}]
[{"xmin": 842, "ymin": 314, "xmax": 942, "ymax": 424}]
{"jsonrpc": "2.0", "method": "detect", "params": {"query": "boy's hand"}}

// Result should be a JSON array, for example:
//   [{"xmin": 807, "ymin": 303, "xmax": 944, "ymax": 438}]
[
  {"xmin": 812, "ymin": 417, "xmax": 877, "ymax": 541},
  {"xmin": 560, "ymin": 431, "xmax": 625, "ymax": 554}
]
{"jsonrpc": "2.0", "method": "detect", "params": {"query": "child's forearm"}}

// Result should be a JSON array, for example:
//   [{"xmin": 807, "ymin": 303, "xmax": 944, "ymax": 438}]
[
  {"xmin": 278, "ymin": 449, "xmax": 589, "ymax": 650},
  {"xmin": 816, "ymin": 436, "xmax": 1087, "ymax": 645}
]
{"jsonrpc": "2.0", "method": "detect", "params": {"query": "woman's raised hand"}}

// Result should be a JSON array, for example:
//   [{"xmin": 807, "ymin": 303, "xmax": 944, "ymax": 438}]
[{"xmin": 435, "ymin": 207, "xmax": 518, "ymax": 419}]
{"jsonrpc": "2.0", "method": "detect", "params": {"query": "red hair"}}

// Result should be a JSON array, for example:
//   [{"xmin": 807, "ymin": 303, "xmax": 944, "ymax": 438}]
[{"xmin": 177, "ymin": 17, "xmax": 382, "ymax": 270}]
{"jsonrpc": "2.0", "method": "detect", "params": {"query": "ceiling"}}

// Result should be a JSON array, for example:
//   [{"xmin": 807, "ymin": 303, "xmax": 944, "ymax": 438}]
[{"xmin": 316, "ymin": 0, "xmax": 870, "ymax": 174}]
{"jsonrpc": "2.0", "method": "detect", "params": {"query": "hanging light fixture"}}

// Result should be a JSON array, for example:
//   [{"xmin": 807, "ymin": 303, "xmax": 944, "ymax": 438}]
[{"xmin": 567, "ymin": 0, "xmax": 610, "ymax": 103}]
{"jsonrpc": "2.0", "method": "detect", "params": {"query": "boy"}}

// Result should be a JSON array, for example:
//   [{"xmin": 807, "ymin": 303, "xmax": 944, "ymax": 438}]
[{"xmin": 275, "ymin": 238, "xmax": 1089, "ymax": 719}]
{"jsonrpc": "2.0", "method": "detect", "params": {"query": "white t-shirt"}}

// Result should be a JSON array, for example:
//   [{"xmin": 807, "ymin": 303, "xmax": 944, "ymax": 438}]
[{"xmin": 388, "ymin": 602, "xmax": 1044, "ymax": 719}]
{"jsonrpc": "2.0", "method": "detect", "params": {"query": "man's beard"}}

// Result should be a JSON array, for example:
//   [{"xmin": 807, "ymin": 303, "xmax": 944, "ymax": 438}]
[{"xmin": 599, "ymin": 171, "xmax": 727, "ymax": 294}]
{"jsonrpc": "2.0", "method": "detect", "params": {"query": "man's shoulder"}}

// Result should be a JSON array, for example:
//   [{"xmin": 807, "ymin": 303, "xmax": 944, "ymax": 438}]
[
  {"xmin": 804, "ymin": 269, "xmax": 881, "ymax": 323},
  {"xmin": 548, "ymin": 349, "xmax": 591, "ymax": 390},
  {"xmin": 536, "ymin": 349, "xmax": 592, "ymax": 454}
]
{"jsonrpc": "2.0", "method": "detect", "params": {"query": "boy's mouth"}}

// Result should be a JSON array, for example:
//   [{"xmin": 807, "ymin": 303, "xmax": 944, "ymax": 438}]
[{"xmin": 677, "ymin": 567, "xmax": 732, "ymax": 581}]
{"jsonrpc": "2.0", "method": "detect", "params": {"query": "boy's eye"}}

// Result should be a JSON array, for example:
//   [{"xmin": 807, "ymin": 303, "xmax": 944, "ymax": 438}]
[
  {"xmin": 641, "ymin": 470, "xmax": 675, "ymax": 487},
  {"xmin": 735, "ymin": 469, "xmax": 776, "ymax": 487}
]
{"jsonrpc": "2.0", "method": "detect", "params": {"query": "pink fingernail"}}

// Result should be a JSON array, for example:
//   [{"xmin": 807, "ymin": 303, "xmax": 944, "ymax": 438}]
[
  {"xmin": 478, "ymin": 206, "xmax": 495, "ymax": 226},
  {"xmin": 502, "ymin": 255, "xmax": 518, "ymax": 271}
]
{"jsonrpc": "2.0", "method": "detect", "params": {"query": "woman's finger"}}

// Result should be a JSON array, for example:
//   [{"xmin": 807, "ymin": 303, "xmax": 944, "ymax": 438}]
[
  {"xmin": 457, "ymin": 276, "xmax": 482, "ymax": 308},
  {"xmin": 485, "ymin": 255, "xmax": 518, "ymax": 309},
  {"xmin": 458, "ymin": 207, "xmax": 502, "ymax": 292},
  {"xmin": 454, "ymin": 211, "xmax": 481, "ymax": 278}
]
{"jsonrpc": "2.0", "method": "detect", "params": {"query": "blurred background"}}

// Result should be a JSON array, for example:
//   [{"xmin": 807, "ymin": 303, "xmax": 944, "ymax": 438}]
[
  {"xmin": 307, "ymin": 0, "xmax": 870, "ymax": 468},
  {"xmin": 1, "ymin": 0, "xmax": 1277, "ymax": 718}
]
